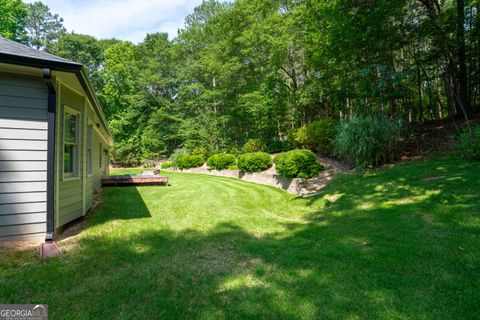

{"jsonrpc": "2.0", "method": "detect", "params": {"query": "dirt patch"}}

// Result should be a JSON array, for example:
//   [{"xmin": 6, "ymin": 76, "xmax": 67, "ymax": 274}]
[
  {"xmin": 297, "ymin": 156, "xmax": 352, "ymax": 197},
  {"xmin": 401, "ymin": 116, "xmax": 480, "ymax": 160}
]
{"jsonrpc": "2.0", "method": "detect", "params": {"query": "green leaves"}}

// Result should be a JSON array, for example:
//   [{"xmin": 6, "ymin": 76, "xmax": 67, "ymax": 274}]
[
  {"xmin": 25, "ymin": 1, "xmax": 66, "ymax": 49},
  {"xmin": 0, "ymin": 0, "xmax": 27, "ymax": 41}
]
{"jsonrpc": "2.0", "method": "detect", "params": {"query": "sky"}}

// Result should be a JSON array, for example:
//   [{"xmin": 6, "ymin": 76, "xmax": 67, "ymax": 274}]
[{"xmin": 23, "ymin": 0, "xmax": 205, "ymax": 43}]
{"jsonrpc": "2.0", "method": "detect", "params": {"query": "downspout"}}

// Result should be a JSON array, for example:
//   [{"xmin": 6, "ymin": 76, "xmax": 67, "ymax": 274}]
[{"xmin": 43, "ymin": 68, "xmax": 56, "ymax": 242}]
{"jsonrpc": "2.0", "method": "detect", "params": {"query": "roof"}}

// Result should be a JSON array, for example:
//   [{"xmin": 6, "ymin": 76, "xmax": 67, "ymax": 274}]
[
  {"xmin": 0, "ymin": 37, "xmax": 112, "ymax": 143},
  {"xmin": 0, "ymin": 37, "xmax": 82, "ymax": 70}
]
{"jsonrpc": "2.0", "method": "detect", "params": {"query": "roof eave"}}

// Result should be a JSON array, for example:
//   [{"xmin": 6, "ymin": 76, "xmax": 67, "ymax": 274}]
[
  {"xmin": 76, "ymin": 67, "xmax": 113, "ymax": 145},
  {"xmin": 0, "ymin": 53, "xmax": 113, "ymax": 145},
  {"xmin": 0, "ymin": 52, "xmax": 82, "ymax": 72}
]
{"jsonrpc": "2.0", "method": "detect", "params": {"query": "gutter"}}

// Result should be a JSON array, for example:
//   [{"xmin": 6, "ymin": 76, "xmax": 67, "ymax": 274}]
[{"xmin": 43, "ymin": 68, "xmax": 56, "ymax": 242}]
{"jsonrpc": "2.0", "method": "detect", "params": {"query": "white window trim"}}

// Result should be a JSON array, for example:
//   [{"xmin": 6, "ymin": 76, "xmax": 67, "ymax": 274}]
[
  {"xmin": 86, "ymin": 120, "xmax": 93, "ymax": 177},
  {"xmin": 63, "ymin": 106, "xmax": 81, "ymax": 181}
]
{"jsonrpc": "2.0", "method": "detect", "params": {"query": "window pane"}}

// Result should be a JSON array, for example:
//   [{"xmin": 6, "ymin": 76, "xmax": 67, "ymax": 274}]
[
  {"xmin": 87, "ymin": 125, "xmax": 92, "ymax": 145},
  {"xmin": 87, "ymin": 125, "xmax": 93, "ymax": 175},
  {"xmin": 64, "ymin": 144, "xmax": 74, "ymax": 174},
  {"xmin": 65, "ymin": 114, "xmax": 77, "ymax": 144},
  {"xmin": 87, "ymin": 149, "xmax": 92, "ymax": 175}
]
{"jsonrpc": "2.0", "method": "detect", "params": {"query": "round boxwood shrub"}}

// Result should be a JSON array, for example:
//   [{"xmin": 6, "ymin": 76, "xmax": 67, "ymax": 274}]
[
  {"xmin": 242, "ymin": 139, "xmax": 266, "ymax": 153},
  {"xmin": 207, "ymin": 153, "xmax": 237, "ymax": 170},
  {"xmin": 161, "ymin": 161, "xmax": 172, "ymax": 169},
  {"xmin": 237, "ymin": 152, "xmax": 272, "ymax": 172},
  {"xmin": 176, "ymin": 155, "xmax": 205, "ymax": 169},
  {"xmin": 459, "ymin": 125, "xmax": 480, "ymax": 161},
  {"xmin": 274, "ymin": 149, "xmax": 323, "ymax": 179}
]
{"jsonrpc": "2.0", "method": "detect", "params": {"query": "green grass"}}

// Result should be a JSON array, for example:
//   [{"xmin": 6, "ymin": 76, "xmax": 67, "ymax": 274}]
[{"xmin": 1, "ymin": 155, "xmax": 479, "ymax": 319}]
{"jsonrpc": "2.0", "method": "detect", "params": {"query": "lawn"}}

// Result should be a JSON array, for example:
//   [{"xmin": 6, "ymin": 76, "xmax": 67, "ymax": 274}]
[{"xmin": 1, "ymin": 155, "xmax": 479, "ymax": 319}]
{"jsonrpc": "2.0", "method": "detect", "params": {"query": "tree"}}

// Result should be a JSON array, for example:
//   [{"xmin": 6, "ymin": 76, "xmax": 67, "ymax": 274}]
[
  {"xmin": 25, "ymin": 1, "xmax": 66, "ymax": 49},
  {"xmin": 48, "ymin": 33, "xmax": 106, "ymax": 91},
  {"xmin": 0, "ymin": 0, "xmax": 27, "ymax": 41}
]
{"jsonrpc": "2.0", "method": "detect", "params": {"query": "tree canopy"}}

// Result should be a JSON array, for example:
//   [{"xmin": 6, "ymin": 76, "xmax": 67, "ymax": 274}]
[{"xmin": 4, "ymin": 0, "xmax": 480, "ymax": 165}]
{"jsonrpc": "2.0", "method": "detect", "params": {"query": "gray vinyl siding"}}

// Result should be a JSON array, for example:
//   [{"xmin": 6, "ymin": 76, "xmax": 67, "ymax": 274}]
[
  {"xmin": 0, "ymin": 73, "xmax": 47, "ymax": 240},
  {"xmin": 57, "ymin": 84, "xmax": 84, "ymax": 226}
]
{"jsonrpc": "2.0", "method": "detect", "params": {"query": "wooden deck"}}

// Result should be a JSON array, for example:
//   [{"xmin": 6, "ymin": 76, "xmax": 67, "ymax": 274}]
[{"xmin": 102, "ymin": 175, "xmax": 168, "ymax": 187}]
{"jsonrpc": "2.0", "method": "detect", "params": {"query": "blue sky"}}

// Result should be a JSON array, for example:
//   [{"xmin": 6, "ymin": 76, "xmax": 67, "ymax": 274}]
[{"xmin": 24, "ymin": 0, "xmax": 205, "ymax": 43}]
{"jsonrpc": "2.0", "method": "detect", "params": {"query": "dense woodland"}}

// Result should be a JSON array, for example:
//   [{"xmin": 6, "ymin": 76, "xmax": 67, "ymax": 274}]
[{"xmin": 2, "ymin": 0, "xmax": 480, "ymax": 166}]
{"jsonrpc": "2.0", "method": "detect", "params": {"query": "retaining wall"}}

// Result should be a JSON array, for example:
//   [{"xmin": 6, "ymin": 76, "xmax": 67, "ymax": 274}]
[{"xmin": 167, "ymin": 166, "xmax": 304, "ymax": 195}]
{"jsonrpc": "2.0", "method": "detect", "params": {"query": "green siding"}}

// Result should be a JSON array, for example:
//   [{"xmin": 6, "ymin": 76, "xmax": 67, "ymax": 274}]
[
  {"xmin": 55, "ymin": 82, "xmax": 111, "ymax": 228},
  {"xmin": 57, "ymin": 84, "xmax": 84, "ymax": 226}
]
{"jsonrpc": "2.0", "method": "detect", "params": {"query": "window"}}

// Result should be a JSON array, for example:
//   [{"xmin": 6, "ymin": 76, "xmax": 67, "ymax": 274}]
[
  {"xmin": 64, "ymin": 111, "xmax": 79, "ymax": 178},
  {"xmin": 87, "ymin": 125, "xmax": 93, "ymax": 176},
  {"xmin": 99, "ymin": 142, "xmax": 102, "ymax": 168}
]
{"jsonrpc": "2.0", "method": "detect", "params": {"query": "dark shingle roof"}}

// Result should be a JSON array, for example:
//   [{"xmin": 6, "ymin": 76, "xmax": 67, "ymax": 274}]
[{"xmin": 0, "ymin": 36, "xmax": 81, "ymax": 68}]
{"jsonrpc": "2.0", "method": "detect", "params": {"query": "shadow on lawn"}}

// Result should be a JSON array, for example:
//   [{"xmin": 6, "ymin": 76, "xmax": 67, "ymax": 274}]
[
  {"xmin": 94, "ymin": 186, "xmax": 152, "ymax": 223},
  {"xmin": 3, "ymin": 157, "xmax": 479, "ymax": 319}
]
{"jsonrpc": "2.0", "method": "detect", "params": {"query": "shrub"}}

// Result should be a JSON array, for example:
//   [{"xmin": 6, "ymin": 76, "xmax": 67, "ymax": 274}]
[
  {"xmin": 176, "ymin": 155, "xmax": 205, "ymax": 169},
  {"xmin": 242, "ymin": 139, "xmax": 266, "ymax": 153},
  {"xmin": 237, "ymin": 152, "xmax": 272, "ymax": 172},
  {"xmin": 170, "ymin": 148, "xmax": 189, "ymax": 167},
  {"xmin": 334, "ymin": 113, "xmax": 404, "ymax": 168},
  {"xmin": 161, "ymin": 161, "xmax": 172, "ymax": 169},
  {"xmin": 207, "ymin": 153, "xmax": 237, "ymax": 170},
  {"xmin": 292, "ymin": 119, "xmax": 339, "ymax": 156},
  {"xmin": 191, "ymin": 147, "xmax": 208, "ymax": 157},
  {"xmin": 274, "ymin": 149, "xmax": 323, "ymax": 179},
  {"xmin": 228, "ymin": 165, "xmax": 239, "ymax": 170},
  {"xmin": 266, "ymin": 140, "xmax": 292, "ymax": 154},
  {"xmin": 226, "ymin": 145, "xmax": 242, "ymax": 155},
  {"xmin": 459, "ymin": 126, "xmax": 480, "ymax": 160}
]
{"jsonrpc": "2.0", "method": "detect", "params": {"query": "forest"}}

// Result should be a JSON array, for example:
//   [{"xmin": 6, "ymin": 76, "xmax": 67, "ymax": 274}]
[{"xmin": 2, "ymin": 0, "xmax": 480, "ymax": 167}]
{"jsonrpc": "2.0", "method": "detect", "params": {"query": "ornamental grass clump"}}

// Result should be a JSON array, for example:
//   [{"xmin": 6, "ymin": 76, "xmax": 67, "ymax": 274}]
[
  {"xmin": 459, "ymin": 126, "xmax": 480, "ymax": 161},
  {"xmin": 334, "ymin": 113, "xmax": 404, "ymax": 168}
]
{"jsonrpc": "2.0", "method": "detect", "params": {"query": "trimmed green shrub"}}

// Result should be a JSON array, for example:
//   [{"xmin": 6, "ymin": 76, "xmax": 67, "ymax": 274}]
[
  {"xmin": 274, "ymin": 149, "xmax": 323, "ymax": 179},
  {"xmin": 459, "ymin": 126, "xmax": 480, "ymax": 160},
  {"xmin": 242, "ymin": 139, "xmax": 266, "ymax": 153},
  {"xmin": 176, "ymin": 155, "xmax": 205, "ymax": 169},
  {"xmin": 266, "ymin": 140, "xmax": 292, "ymax": 154},
  {"xmin": 191, "ymin": 147, "xmax": 208, "ymax": 157},
  {"xmin": 207, "ymin": 153, "xmax": 237, "ymax": 170},
  {"xmin": 161, "ymin": 161, "xmax": 172, "ymax": 169},
  {"xmin": 292, "ymin": 119, "xmax": 338, "ymax": 156},
  {"xmin": 170, "ymin": 148, "xmax": 189, "ymax": 167},
  {"xmin": 334, "ymin": 114, "xmax": 404, "ymax": 168},
  {"xmin": 237, "ymin": 152, "xmax": 272, "ymax": 172},
  {"xmin": 228, "ymin": 165, "xmax": 239, "ymax": 170}
]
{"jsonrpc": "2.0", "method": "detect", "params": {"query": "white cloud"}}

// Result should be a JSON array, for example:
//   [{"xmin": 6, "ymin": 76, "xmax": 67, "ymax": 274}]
[{"xmin": 24, "ymin": 0, "xmax": 204, "ymax": 43}]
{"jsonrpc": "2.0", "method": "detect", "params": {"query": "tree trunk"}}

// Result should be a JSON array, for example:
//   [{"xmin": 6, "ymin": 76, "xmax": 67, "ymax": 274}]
[{"xmin": 456, "ymin": 0, "xmax": 471, "ymax": 116}]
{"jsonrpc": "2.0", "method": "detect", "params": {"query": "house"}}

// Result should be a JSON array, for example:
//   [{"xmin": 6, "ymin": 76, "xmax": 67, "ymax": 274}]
[{"xmin": 0, "ymin": 37, "xmax": 113, "ymax": 241}]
